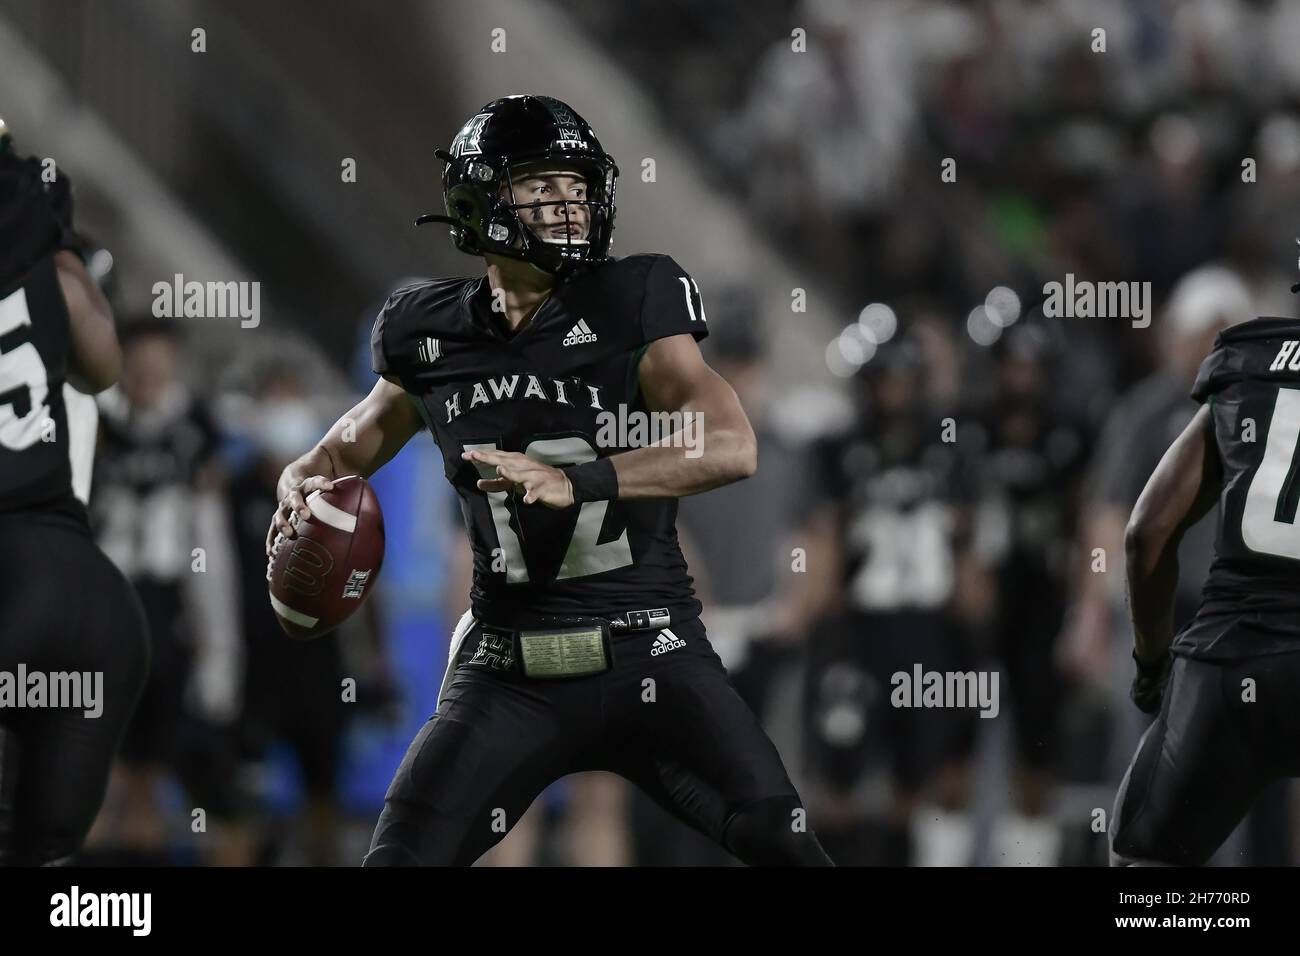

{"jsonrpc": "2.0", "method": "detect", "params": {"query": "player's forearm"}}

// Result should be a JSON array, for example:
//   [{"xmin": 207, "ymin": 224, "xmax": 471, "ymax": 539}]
[
  {"xmin": 57, "ymin": 250, "xmax": 121, "ymax": 393},
  {"xmin": 276, "ymin": 418, "xmax": 381, "ymax": 498},
  {"xmin": 607, "ymin": 422, "xmax": 756, "ymax": 499},
  {"xmin": 1125, "ymin": 525, "xmax": 1178, "ymax": 661},
  {"xmin": 277, "ymin": 383, "xmax": 420, "ymax": 497},
  {"xmin": 1122, "ymin": 407, "xmax": 1219, "ymax": 663}
]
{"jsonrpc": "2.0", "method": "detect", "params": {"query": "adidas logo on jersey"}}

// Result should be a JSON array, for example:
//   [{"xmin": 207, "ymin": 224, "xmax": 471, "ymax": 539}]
[
  {"xmin": 650, "ymin": 628, "xmax": 686, "ymax": 656},
  {"xmin": 562, "ymin": 319, "xmax": 597, "ymax": 346}
]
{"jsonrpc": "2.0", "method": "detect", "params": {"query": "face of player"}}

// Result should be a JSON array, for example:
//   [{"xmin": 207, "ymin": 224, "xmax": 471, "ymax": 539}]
[{"xmin": 505, "ymin": 169, "xmax": 591, "ymax": 246}]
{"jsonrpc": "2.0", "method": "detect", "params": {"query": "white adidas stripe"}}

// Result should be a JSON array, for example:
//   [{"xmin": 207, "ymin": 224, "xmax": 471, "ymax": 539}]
[
  {"xmin": 578, "ymin": 318, "xmax": 593, "ymax": 334},
  {"xmin": 305, "ymin": 490, "xmax": 357, "ymax": 533},
  {"xmin": 270, "ymin": 593, "xmax": 319, "ymax": 627}
]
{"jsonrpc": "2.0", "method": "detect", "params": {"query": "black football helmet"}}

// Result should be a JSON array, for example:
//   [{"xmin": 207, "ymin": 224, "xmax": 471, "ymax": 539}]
[{"xmin": 418, "ymin": 95, "xmax": 619, "ymax": 275}]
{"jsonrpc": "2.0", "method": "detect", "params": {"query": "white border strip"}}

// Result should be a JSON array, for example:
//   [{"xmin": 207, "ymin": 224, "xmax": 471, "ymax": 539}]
[
  {"xmin": 306, "ymin": 490, "xmax": 357, "ymax": 533},
  {"xmin": 270, "ymin": 593, "xmax": 319, "ymax": 628}
]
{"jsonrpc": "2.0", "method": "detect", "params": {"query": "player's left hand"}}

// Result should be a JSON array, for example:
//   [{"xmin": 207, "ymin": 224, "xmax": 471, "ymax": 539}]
[
  {"xmin": 463, "ymin": 449, "xmax": 575, "ymax": 509},
  {"xmin": 1130, "ymin": 650, "xmax": 1172, "ymax": 715}
]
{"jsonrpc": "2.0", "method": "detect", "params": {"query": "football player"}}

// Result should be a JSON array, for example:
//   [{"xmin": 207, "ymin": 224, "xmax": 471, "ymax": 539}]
[
  {"xmin": 1111, "ymin": 310, "xmax": 1300, "ymax": 865},
  {"xmin": 89, "ymin": 317, "xmax": 249, "ymax": 865},
  {"xmin": 797, "ymin": 331, "xmax": 983, "ymax": 865},
  {"xmin": 0, "ymin": 124, "xmax": 149, "ymax": 865},
  {"xmin": 268, "ymin": 95, "xmax": 832, "ymax": 866}
]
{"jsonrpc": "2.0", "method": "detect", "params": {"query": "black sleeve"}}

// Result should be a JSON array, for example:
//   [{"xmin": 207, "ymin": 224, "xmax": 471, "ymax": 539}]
[
  {"xmin": 1190, "ymin": 342, "xmax": 1227, "ymax": 404},
  {"xmin": 639, "ymin": 255, "xmax": 710, "ymax": 346},
  {"xmin": 370, "ymin": 302, "xmax": 393, "ymax": 376}
]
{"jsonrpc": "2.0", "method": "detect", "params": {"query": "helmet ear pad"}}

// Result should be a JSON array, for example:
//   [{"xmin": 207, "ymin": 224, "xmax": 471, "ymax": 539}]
[
  {"xmin": 445, "ymin": 179, "xmax": 524, "ymax": 257},
  {"xmin": 445, "ymin": 182, "xmax": 490, "ymax": 255}
]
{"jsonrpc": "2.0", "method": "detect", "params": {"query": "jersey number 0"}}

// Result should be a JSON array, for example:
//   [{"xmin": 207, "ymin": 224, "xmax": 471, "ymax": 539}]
[{"xmin": 1242, "ymin": 386, "xmax": 1300, "ymax": 560}]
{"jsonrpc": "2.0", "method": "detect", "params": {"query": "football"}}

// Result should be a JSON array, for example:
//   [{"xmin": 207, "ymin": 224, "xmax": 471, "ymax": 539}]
[{"xmin": 267, "ymin": 475, "xmax": 385, "ymax": 640}]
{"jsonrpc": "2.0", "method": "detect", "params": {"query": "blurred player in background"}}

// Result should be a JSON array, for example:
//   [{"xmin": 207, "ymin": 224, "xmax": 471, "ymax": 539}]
[
  {"xmin": 974, "ymin": 320, "xmax": 1091, "ymax": 864},
  {"xmin": 0, "ymin": 124, "xmax": 149, "ymax": 865},
  {"xmin": 798, "ymin": 330, "xmax": 986, "ymax": 866},
  {"xmin": 87, "ymin": 317, "xmax": 249, "ymax": 865}
]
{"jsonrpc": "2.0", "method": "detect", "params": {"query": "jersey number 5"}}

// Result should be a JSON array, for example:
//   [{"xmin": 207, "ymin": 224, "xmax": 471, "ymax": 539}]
[
  {"xmin": 464, "ymin": 437, "xmax": 633, "ymax": 583},
  {"xmin": 1242, "ymin": 386, "xmax": 1300, "ymax": 560},
  {"xmin": 0, "ymin": 286, "xmax": 51, "ymax": 452}
]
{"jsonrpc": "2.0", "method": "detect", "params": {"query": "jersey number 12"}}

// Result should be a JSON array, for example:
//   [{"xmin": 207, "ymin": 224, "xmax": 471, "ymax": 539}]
[{"xmin": 465, "ymin": 437, "xmax": 633, "ymax": 583}]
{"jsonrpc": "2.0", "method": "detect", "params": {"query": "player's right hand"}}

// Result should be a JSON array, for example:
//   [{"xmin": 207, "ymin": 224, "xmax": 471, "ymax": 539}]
[
  {"xmin": 266, "ymin": 474, "xmax": 335, "ymax": 556},
  {"xmin": 1129, "ymin": 650, "xmax": 1172, "ymax": 715}
]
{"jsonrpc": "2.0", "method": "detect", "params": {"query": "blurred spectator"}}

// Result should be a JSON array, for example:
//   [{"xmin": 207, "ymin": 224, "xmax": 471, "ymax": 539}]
[
  {"xmin": 225, "ymin": 362, "xmax": 364, "ymax": 866},
  {"xmin": 85, "ymin": 317, "xmax": 250, "ymax": 865}
]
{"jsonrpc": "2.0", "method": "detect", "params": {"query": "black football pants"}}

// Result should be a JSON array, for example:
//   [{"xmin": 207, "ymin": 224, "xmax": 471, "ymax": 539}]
[
  {"xmin": 365, "ymin": 613, "xmax": 832, "ymax": 866},
  {"xmin": 0, "ymin": 507, "xmax": 149, "ymax": 865},
  {"xmin": 1111, "ymin": 649, "xmax": 1300, "ymax": 865}
]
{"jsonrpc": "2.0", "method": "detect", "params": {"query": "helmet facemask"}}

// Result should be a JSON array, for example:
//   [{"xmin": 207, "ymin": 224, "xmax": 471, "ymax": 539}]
[{"xmin": 435, "ymin": 156, "xmax": 616, "ymax": 275}]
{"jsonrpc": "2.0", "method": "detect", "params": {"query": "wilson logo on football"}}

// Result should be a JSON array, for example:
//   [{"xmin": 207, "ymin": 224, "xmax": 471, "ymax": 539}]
[
  {"xmin": 282, "ymin": 538, "xmax": 335, "ymax": 597},
  {"xmin": 562, "ymin": 319, "xmax": 597, "ymax": 346}
]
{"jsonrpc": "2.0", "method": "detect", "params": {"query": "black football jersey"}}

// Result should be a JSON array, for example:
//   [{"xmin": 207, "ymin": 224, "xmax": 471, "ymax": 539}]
[
  {"xmin": 91, "ymin": 390, "xmax": 219, "ymax": 583},
  {"xmin": 1175, "ymin": 317, "xmax": 1300, "ymax": 659},
  {"xmin": 0, "ymin": 255, "xmax": 75, "ymax": 513},
  {"xmin": 371, "ymin": 254, "xmax": 708, "ymax": 628},
  {"xmin": 810, "ymin": 416, "xmax": 969, "ymax": 614}
]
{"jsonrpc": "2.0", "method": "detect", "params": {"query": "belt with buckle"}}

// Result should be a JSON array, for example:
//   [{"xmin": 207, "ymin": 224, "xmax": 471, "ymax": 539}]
[{"xmin": 469, "ymin": 608, "xmax": 673, "ymax": 680}]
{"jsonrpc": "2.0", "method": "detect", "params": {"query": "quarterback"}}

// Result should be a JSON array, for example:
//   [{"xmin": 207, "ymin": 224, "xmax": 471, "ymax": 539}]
[{"xmin": 268, "ymin": 95, "xmax": 832, "ymax": 866}]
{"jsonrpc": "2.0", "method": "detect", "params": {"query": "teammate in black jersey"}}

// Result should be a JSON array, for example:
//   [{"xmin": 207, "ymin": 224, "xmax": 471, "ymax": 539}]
[
  {"xmin": 1111, "ymin": 315, "xmax": 1300, "ymax": 865},
  {"xmin": 0, "ymin": 126, "xmax": 149, "ymax": 864},
  {"xmin": 268, "ymin": 95, "xmax": 832, "ymax": 866}
]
